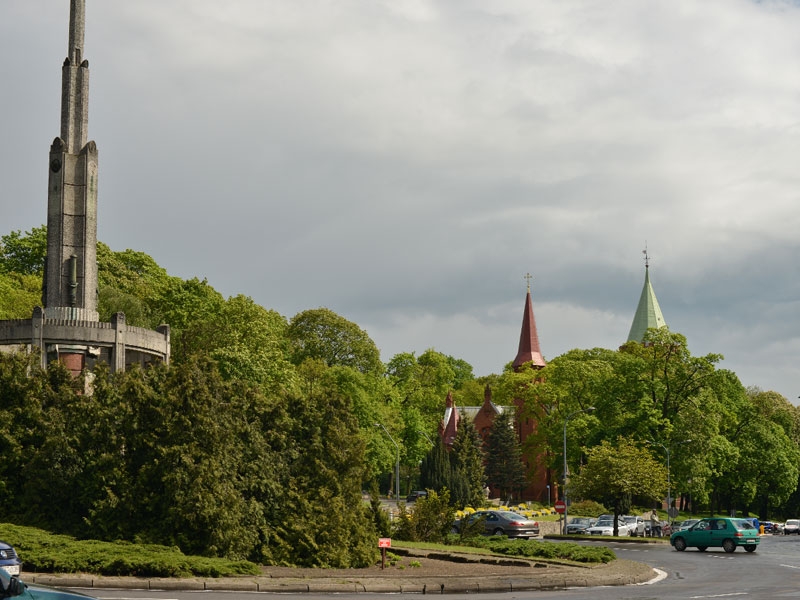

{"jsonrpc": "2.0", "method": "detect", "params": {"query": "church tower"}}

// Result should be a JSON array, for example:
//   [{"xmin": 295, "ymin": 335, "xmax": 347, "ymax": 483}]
[
  {"xmin": 512, "ymin": 273, "xmax": 546, "ymax": 370},
  {"xmin": 626, "ymin": 250, "xmax": 666, "ymax": 343},
  {"xmin": 44, "ymin": 0, "xmax": 98, "ymax": 320}
]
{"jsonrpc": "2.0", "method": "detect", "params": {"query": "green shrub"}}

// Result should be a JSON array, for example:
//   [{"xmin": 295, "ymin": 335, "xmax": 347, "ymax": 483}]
[
  {"xmin": 453, "ymin": 535, "xmax": 615, "ymax": 564},
  {"xmin": 393, "ymin": 489, "xmax": 455, "ymax": 543},
  {"xmin": 568, "ymin": 500, "xmax": 608, "ymax": 518},
  {"xmin": 1, "ymin": 523, "xmax": 259, "ymax": 577}
]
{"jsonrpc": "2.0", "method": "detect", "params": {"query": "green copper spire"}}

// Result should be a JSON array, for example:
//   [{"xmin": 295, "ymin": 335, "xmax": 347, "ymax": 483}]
[{"xmin": 626, "ymin": 254, "xmax": 666, "ymax": 343}]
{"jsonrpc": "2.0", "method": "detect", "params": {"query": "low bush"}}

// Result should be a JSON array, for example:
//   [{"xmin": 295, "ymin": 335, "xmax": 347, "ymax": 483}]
[
  {"xmin": 453, "ymin": 535, "xmax": 615, "ymax": 564},
  {"xmin": 568, "ymin": 500, "xmax": 608, "ymax": 518},
  {"xmin": 1, "ymin": 523, "xmax": 259, "ymax": 577},
  {"xmin": 393, "ymin": 489, "xmax": 455, "ymax": 543}
]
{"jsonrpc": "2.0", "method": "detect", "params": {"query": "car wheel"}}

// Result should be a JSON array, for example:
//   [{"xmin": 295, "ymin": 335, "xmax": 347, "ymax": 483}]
[
  {"xmin": 697, "ymin": 546, "xmax": 707, "ymax": 552},
  {"xmin": 744, "ymin": 545, "xmax": 757, "ymax": 552},
  {"xmin": 722, "ymin": 539, "xmax": 736, "ymax": 553},
  {"xmin": 673, "ymin": 537, "xmax": 687, "ymax": 552},
  {"xmin": 493, "ymin": 528, "xmax": 504, "ymax": 536}
]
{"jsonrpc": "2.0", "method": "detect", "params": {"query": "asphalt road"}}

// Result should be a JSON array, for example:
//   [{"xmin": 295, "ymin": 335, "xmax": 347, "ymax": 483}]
[{"xmin": 67, "ymin": 535, "xmax": 800, "ymax": 600}]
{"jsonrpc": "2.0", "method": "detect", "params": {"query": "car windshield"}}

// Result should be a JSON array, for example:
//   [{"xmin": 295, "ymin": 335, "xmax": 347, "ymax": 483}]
[
  {"xmin": 594, "ymin": 519, "xmax": 613, "ymax": 527},
  {"xmin": 572, "ymin": 518, "xmax": 592, "ymax": 524},
  {"xmin": 787, "ymin": 520, "xmax": 800, "ymax": 526}
]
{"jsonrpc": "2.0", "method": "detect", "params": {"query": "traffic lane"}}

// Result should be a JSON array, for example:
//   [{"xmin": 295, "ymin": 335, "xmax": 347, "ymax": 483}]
[{"xmin": 601, "ymin": 534, "xmax": 800, "ymax": 598}]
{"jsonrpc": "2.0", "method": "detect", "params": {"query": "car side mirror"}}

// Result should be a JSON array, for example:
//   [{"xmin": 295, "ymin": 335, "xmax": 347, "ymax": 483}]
[{"xmin": 3, "ymin": 575, "xmax": 25, "ymax": 597}]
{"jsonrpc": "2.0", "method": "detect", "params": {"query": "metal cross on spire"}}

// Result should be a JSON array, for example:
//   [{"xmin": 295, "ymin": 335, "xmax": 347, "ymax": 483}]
[{"xmin": 524, "ymin": 272, "xmax": 533, "ymax": 292}]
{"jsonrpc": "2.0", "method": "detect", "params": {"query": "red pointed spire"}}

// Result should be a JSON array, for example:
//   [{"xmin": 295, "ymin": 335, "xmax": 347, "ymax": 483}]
[
  {"xmin": 512, "ymin": 276, "xmax": 546, "ymax": 370},
  {"xmin": 440, "ymin": 390, "xmax": 460, "ymax": 447}
]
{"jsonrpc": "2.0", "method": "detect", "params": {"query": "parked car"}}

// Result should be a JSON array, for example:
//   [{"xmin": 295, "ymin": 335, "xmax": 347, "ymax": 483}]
[
  {"xmin": 454, "ymin": 510, "xmax": 540, "ymax": 539},
  {"xmin": 622, "ymin": 515, "xmax": 646, "ymax": 537},
  {"xmin": 585, "ymin": 517, "xmax": 632, "ymax": 537},
  {"xmin": 1, "ymin": 568, "xmax": 98, "ymax": 600},
  {"xmin": 0, "ymin": 540, "xmax": 21, "ymax": 576},
  {"xmin": 673, "ymin": 519, "xmax": 700, "ymax": 532},
  {"xmin": 406, "ymin": 490, "xmax": 428, "ymax": 503},
  {"xmin": 670, "ymin": 517, "xmax": 760, "ymax": 553},
  {"xmin": 784, "ymin": 519, "xmax": 800, "ymax": 534},
  {"xmin": 565, "ymin": 517, "xmax": 596, "ymax": 535}
]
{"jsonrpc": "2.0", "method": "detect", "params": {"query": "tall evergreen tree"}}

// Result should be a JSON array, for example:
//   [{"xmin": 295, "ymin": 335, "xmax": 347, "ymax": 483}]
[
  {"xmin": 485, "ymin": 410, "xmax": 527, "ymax": 503},
  {"xmin": 420, "ymin": 434, "xmax": 452, "ymax": 493},
  {"xmin": 449, "ymin": 418, "xmax": 486, "ymax": 508}
]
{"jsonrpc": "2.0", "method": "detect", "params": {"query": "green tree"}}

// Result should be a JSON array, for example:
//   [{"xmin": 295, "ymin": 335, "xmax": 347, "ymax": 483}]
[
  {"xmin": 386, "ymin": 349, "xmax": 463, "ymax": 430},
  {"xmin": 449, "ymin": 417, "xmax": 486, "ymax": 508},
  {"xmin": 571, "ymin": 438, "xmax": 668, "ymax": 535},
  {"xmin": 484, "ymin": 410, "xmax": 527, "ymax": 503},
  {"xmin": 0, "ymin": 226, "xmax": 47, "ymax": 275},
  {"xmin": 0, "ymin": 272, "xmax": 41, "ymax": 319},
  {"xmin": 420, "ymin": 435, "xmax": 453, "ymax": 493},
  {"xmin": 274, "ymin": 359, "xmax": 377, "ymax": 567},
  {"xmin": 287, "ymin": 308, "xmax": 382, "ymax": 375}
]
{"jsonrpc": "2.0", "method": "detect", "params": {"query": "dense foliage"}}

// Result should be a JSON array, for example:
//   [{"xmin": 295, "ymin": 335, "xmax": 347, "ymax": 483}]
[{"xmin": 2, "ymin": 225, "xmax": 800, "ymax": 568}]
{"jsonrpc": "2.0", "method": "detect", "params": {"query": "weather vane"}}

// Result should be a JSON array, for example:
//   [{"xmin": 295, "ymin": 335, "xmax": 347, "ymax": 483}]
[{"xmin": 642, "ymin": 243, "xmax": 650, "ymax": 268}]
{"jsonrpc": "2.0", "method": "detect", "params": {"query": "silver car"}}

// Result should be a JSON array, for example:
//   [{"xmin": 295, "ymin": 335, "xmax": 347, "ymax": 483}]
[
  {"xmin": 565, "ymin": 517, "xmax": 596, "ymax": 535},
  {"xmin": 458, "ymin": 510, "xmax": 540, "ymax": 539},
  {"xmin": 586, "ymin": 517, "xmax": 632, "ymax": 536}
]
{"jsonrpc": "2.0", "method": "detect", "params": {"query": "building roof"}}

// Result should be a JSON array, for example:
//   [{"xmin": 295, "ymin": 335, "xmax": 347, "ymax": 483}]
[
  {"xmin": 626, "ymin": 263, "xmax": 666, "ymax": 343},
  {"xmin": 512, "ymin": 277, "xmax": 546, "ymax": 370}
]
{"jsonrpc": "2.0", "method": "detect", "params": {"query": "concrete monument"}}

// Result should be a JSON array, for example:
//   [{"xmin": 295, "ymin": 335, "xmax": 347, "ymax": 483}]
[{"xmin": 0, "ymin": 0, "xmax": 170, "ymax": 376}]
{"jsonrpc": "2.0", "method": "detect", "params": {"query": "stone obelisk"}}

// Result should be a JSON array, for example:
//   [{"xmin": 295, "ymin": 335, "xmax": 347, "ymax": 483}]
[
  {"xmin": 0, "ymin": 0, "xmax": 170, "ymax": 377},
  {"xmin": 44, "ymin": 0, "xmax": 99, "ymax": 321}
]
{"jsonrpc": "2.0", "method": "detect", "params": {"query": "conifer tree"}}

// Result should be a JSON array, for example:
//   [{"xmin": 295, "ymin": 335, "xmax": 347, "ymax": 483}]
[
  {"xmin": 419, "ymin": 433, "xmax": 452, "ymax": 492},
  {"xmin": 485, "ymin": 410, "xmax": 527, "ymax": 503},
  {"xmin": 449, "ymin": 417, "xmax": 486, "ymax": 508}
]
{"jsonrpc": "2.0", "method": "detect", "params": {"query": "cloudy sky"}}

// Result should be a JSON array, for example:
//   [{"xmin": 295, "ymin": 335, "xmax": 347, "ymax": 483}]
[{"xmin": 2, "ymin": 1, "xmax": 799, "ymax": 401}]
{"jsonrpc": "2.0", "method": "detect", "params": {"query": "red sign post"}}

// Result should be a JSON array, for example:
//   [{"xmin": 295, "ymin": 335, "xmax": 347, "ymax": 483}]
[
  {"xmin": 554, "ymin": 500, "xmax": 566, "ymax": 514},
  {"xmin": 378, "ymin": 538, "xmax": 392, "ymax": 569}
]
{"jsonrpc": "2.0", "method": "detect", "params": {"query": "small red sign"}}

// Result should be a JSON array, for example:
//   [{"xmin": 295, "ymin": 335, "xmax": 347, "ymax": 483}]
[
  {"xmin": 378, "ymin": 538, "xmax": 392, "ymax": 548},
  {"xmin": 554, "ymin": 500, "xmax": 566, "ymax": 514}
]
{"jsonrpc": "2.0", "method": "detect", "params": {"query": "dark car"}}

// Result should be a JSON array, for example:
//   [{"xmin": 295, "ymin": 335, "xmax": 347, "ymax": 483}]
[
  {"xmin": 406, "ymin": 490, "xmax": 428, "ymax": 503},
  {"xmin": 456, "ymin": 510, "xmax": 540, "ymax": 539},
  {"xmin": 670, "ymin": 517, "xmax": 760, "ymax": 553},
  {"xmin": 565, "ymin": 517, "xmax": 596, "ymax": 535},
  {"xmin": 0, "ymin": 540, "xmax": 21, "ymax": 576}
]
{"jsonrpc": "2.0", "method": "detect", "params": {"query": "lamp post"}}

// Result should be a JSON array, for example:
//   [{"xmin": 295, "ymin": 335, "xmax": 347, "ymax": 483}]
[
  {"xmin": 375, "ymin": 423, "xmax": 400, "ymax": 502},
  {"xmin": 546, "ymin": 484, "xmax": 550, "ymax": 507},
  {"xmin": 648, "ymin": 439, "xmax": 692, "ymax": 525},
  {"xmin": 562, "ymin": 406, "xmax": 596, "ymax": 534},
  {"xmin": 417, "ymin": 430, "xmax": 434, "ymax": 445}
]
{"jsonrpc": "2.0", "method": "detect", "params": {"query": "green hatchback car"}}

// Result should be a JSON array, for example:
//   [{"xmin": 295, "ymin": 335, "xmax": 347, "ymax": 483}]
[{"xmin": 670, "ymin": 517, "xmax": 760, "ymax": 553}]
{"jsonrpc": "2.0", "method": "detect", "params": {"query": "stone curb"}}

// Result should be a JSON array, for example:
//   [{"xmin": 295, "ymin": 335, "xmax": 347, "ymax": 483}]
[{"xmin": 27, "ymin": 561, "xmax": 657, "ymax": 595}]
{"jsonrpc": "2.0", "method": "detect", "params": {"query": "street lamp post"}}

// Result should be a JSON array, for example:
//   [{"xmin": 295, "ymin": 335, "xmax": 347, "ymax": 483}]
[
  {"xmin": 648, "ymin": 439, "xmax": 692, "ymax": 525},
  {"xmin": 375, "ymin": 423, "xmax": 400, "ymax": 501},
  {"xmin": 417, "ymin": 430, "xmax": 434, "ymax": 445},
  {"xmin": 546, "ymin": 484, "xmax": 550, "ymax": 507},
  {"xmin": 562, "ymin": 406, "xmax": 596, "ymax": 534}
]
